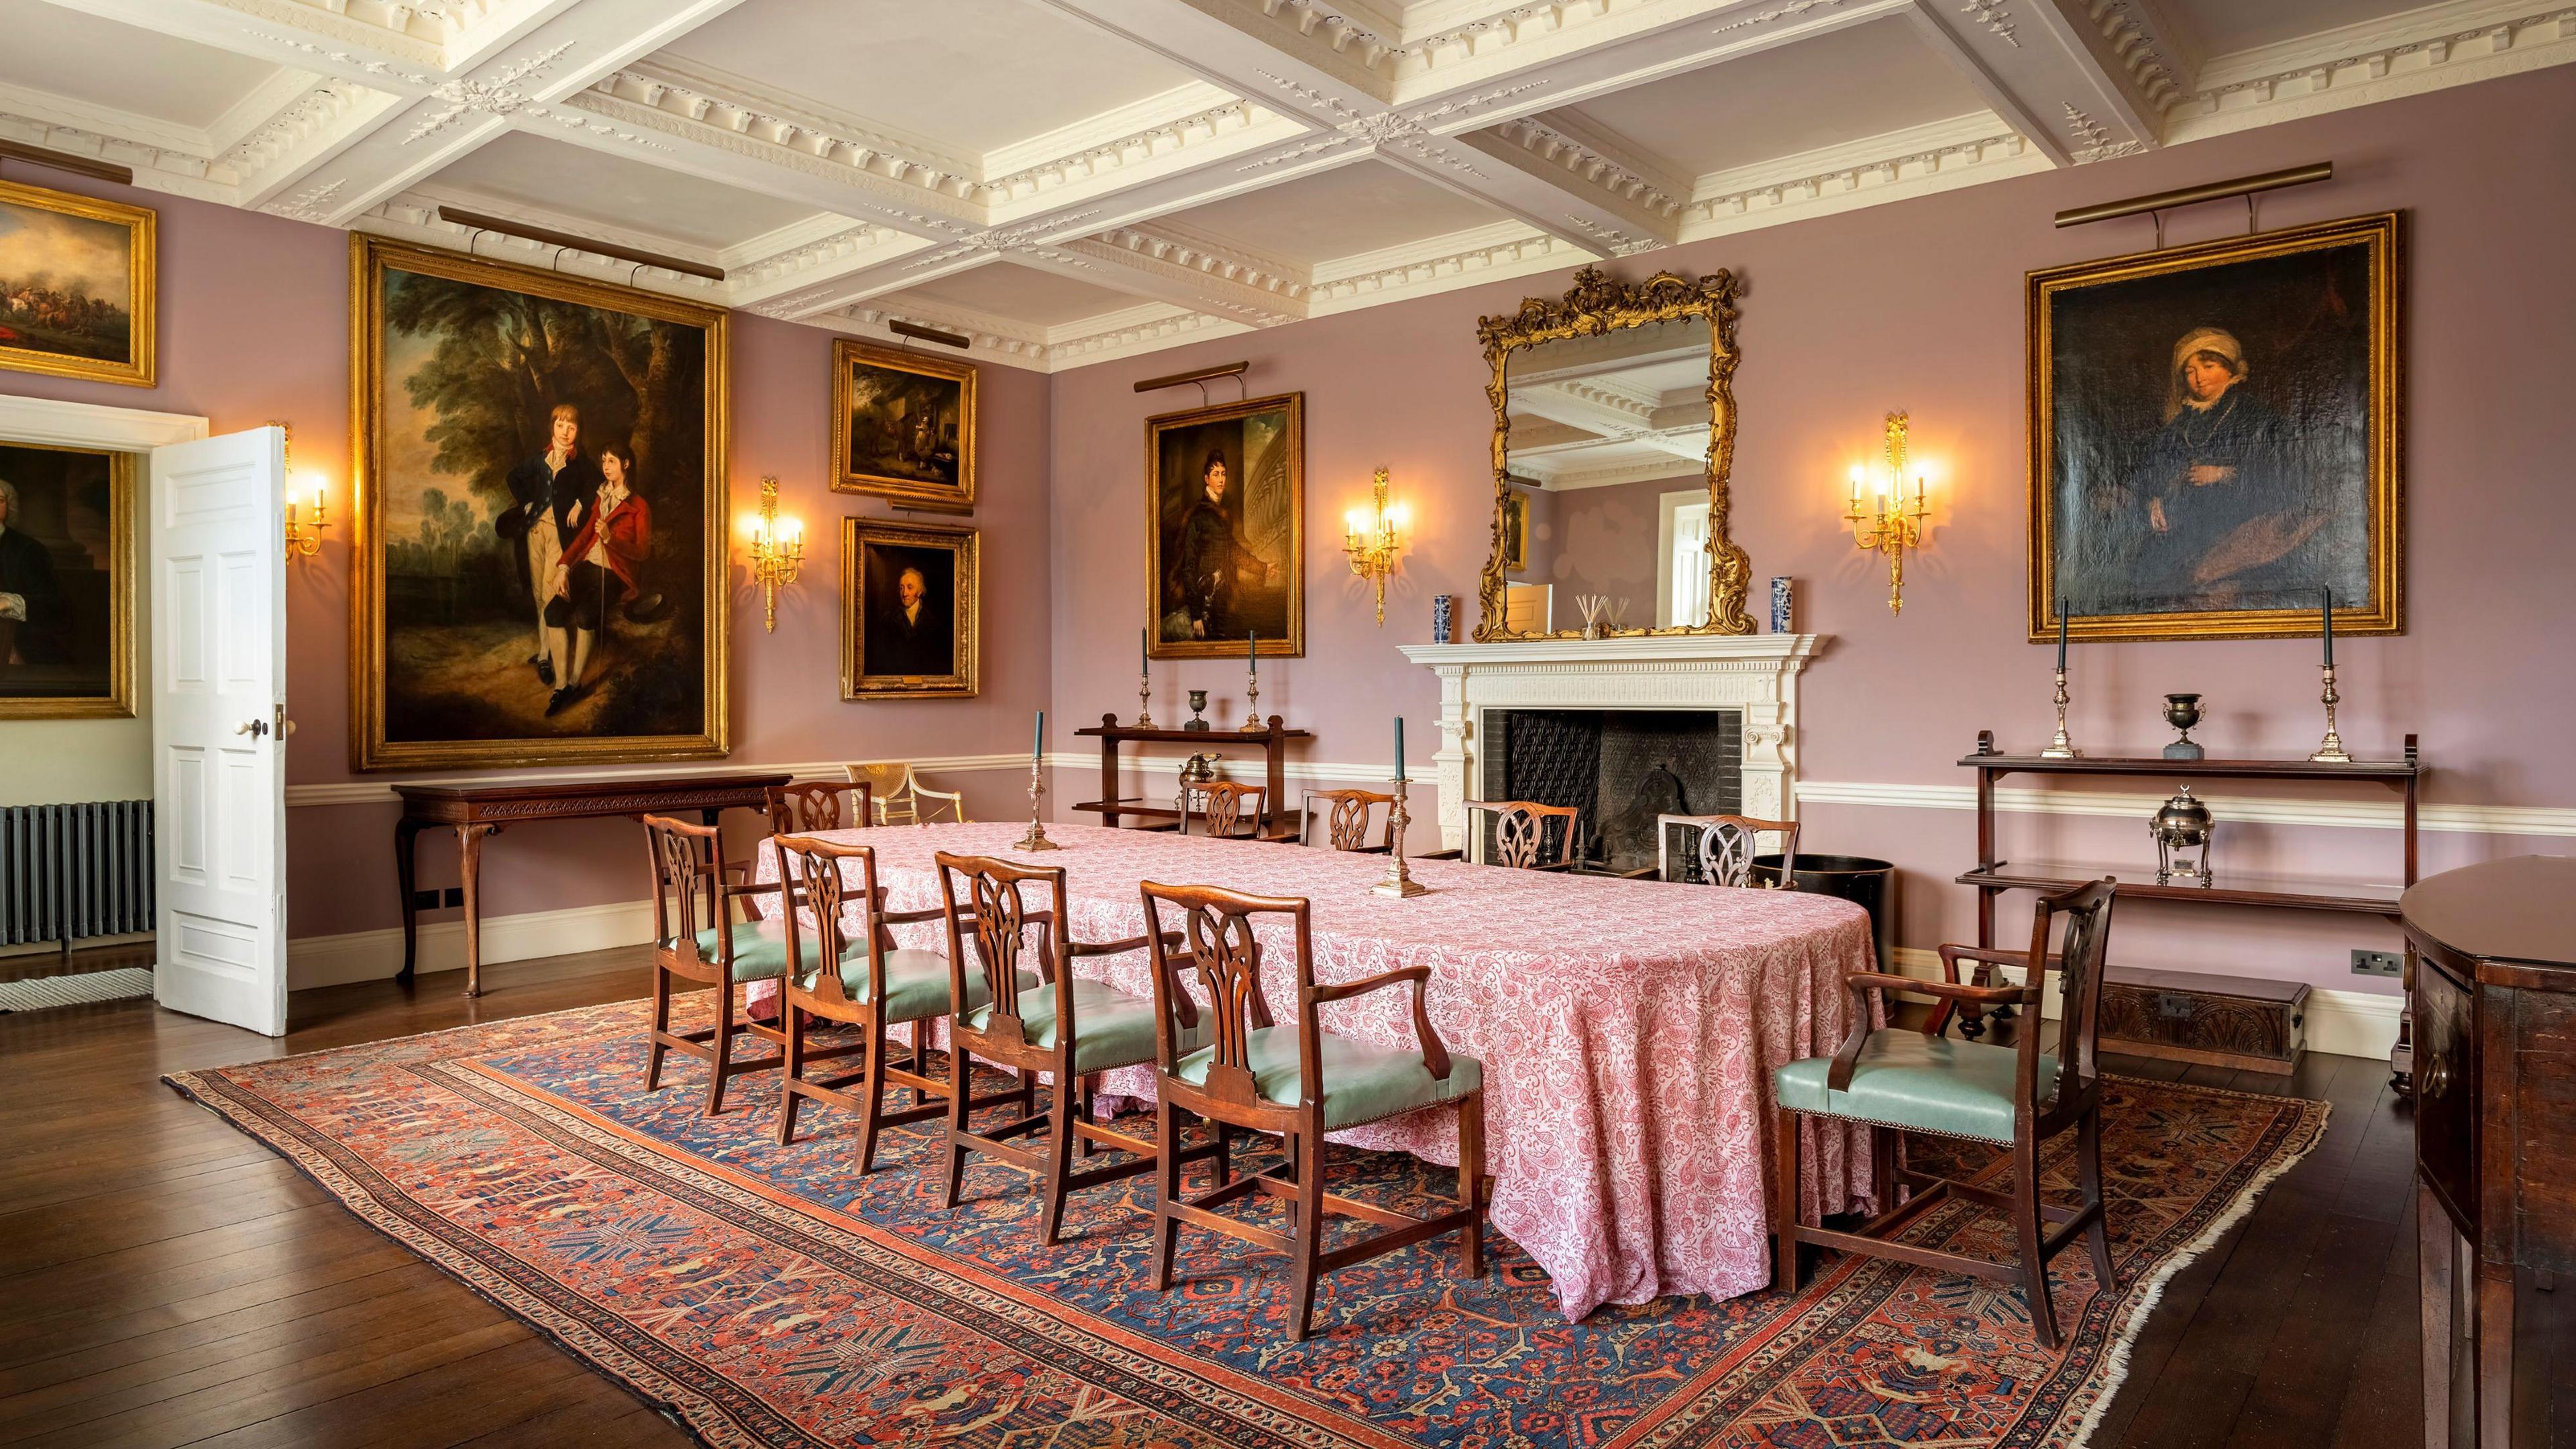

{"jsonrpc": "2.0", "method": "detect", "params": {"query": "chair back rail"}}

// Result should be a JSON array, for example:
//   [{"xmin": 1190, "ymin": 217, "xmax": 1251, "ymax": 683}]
[
  {"xmin": 1657, "ymin": 813, "xmax": 1800, "ymax": 886},
  {"xmin": 1140, "ymin": 880, "xmax": 1308, "ymax": 1120},
  {"xmin": 847, "ymin": 763, "xmax": 965, "ymax": 826},
  {"xmin": 1464, "ymin": 800, "xmax": 1578, "ymax": 869},
  {"xmin": 641, "ymin": 814, "xmax": 729, "ymax": 973},
  {"xmin": 1301, "ymin": 788, "xmax": 1395, "ymax": 852},
  {"xmin": 2031, "ymin": 876, "xmax": 2116, "ymax": 1109},
  {"xmin": 772, "ymin": 833, "xmax": 885, "ymax": 1013},
  {"xmin": 767, "ymin": 781, "xmax": 869, "ymax": 837},
  {"xmin": 934, "ymin": 853, "xmax": 1066, "ymax": 1045}
]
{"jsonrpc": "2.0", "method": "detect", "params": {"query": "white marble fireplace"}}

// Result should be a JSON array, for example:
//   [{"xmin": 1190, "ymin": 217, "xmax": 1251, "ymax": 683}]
[{"xmin": 1396, "ymin": 635, "xmax": 1822, "ymax": 855}]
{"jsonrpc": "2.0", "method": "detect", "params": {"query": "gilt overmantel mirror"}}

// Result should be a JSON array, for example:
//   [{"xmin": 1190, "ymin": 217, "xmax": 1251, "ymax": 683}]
[{"xmin": 1474, "ymin": 265, "xmax": 1752, "ymax": 641}]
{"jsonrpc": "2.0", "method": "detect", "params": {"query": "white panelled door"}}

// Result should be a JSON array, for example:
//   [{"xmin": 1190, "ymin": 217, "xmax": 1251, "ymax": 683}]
[{"xmin": 149, "ymin": 427, "xmax": 288, "ymax": 1037}]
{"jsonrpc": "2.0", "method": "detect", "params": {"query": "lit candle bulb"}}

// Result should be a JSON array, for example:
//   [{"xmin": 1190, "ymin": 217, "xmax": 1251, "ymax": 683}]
[{"xmin": 1847, "ymin": 464, "xmax": 1864, "ymax": 505}]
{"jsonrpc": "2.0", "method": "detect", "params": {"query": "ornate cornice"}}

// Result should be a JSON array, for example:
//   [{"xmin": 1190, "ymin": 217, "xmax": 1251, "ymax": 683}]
[
  {"xmin": 2080, "ymin": 0, "xmax": 2188, "ymax": 111},
  {"xmin": 1682, "ymin": 128, "xmax": 2027, "ymax": 224},
  {"xmin": 1239, "ymin": 73, "xmax": 1549, "ymax": 178},
  {"xmin": 1311, "ymin": 229, "xmax": 1574, "ymax": 307},
  {"xmin": 1493, "ymin": 117, "xmax": 1684, "ymax": 217},
  {"xmin": 589, "ymin": 68, "xmax": 980, "ymax": 197},
  {"xmin": 1240, "ymin": 0, "xmax": 1680, "ymax": 79},
  {"xmin": 2181, "ymin": 5, "xmax": 2576, "ymax": 111},
  {"xmin": 983, "ymin": 100, "xmax": 1260, "ymax": 199},
  {"xmin": 1085, "ymin": 226, "xmax": 1309, "ymax": 302}
]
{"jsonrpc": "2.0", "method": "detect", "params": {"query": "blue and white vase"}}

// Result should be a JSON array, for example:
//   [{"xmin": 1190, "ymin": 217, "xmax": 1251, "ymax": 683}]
[
  {"xmin": 1432, "ymin": 594, "xmax": 1455, "ymax": 643},
  {"xmin": 1770, "ymin": 576, "xmax": 1794, "ymax": 633}
]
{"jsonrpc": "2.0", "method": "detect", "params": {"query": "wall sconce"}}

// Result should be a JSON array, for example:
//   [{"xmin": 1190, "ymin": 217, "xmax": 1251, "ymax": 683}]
[
  {"xmin": 274, "ymin": 421, "xmax": 329, "ymax": 563},
  {"xmin": 742, "ymin": 476, "xmax": 804, "ymax": 632},
  {"xmin": 1844, "ymin": 410, "xmax": 1929, "ymax": 614},
  {"xmin": 1342, "ymin": 466, "xmax": 1409, "ymax": 626}
]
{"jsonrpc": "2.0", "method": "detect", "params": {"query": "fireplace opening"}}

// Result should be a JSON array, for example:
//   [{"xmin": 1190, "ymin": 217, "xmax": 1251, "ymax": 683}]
[{"xmin": 1478, "ymin": 708, "xmax": 1742, "ymax": 873}]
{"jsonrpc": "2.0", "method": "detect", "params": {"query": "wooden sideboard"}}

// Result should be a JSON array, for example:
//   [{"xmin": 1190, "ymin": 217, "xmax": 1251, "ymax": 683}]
[
  {"xmin": 1071, "ymin": 716, "xmax": 1310, "ymax": 843},
  {"xmin": 394, "ymin": 773, "xmax": 790, "ymax": 996},
  {"xmin": 2405, "ymin": 854, "xmax": 2576, "ymax": 1447}
]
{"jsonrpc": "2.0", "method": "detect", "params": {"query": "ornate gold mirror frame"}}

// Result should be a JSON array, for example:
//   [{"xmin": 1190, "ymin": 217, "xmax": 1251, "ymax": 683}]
[{"xmin": 1473, "ymin": 265, "xmax": 1751, "ymax": 641}]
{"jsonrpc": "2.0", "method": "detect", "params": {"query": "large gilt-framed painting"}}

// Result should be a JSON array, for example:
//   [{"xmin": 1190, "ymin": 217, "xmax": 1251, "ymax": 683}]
[
  {"xmin": 350, "ymin": 235, "xmax": 728, "ymax": 771},
  {"xmin": 1146, "ymin": 392, "xmax": 1303, "ymax": 660},
  {"xmin": 831, "ymin": 339, "xmax": 974, "ymax": 511},
  {"xmin": 0, "ymin": 179, "xmax": 154, "ymax": 388},
  {"xmin": 0, "ymin": 441, "xmax": 132, "ymax": 718},
  {"xmin": 2028, "ymin": 211, "xmax": 2401, "ymax": 641},
  {"xmin": 842, "ymin": 517, "xmax": 977, "ymax": 699}
]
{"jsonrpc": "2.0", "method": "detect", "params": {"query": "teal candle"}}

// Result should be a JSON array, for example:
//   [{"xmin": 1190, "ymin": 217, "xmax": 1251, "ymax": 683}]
[
  {"xmin": 1139, "ymin": 627, "xmax": 1146, "ymax": 674},
  {"xmin": 2055, "ymin": 598, "xmax": 2068, "ymax": 672},
  {"xmin": 1394, "ymin": 716, "xmax": 1405, "ymax": 783},
  {"xmin": 2321, "ymin": 588, "xmax": 2334, "ymax": 667},
  {"xmin": 1032, "ymin": 710, "xmax": 1044, "ymax": 761},
  {"xmin": 1248, "ymin": 629, "xmax": 1257, "ymax": 674}
]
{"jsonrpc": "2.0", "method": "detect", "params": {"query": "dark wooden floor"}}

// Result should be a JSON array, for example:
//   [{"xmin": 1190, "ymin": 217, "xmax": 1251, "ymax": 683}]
[{"xmin": 0, "ymin": 948, "xmax": 2430, "ymax": 1448}]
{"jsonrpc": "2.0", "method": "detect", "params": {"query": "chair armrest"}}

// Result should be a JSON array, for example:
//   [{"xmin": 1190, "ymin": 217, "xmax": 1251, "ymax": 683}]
[
  {"xmin": 1311, "ymin": 967, "xmax": 1452, "ymax": 1081},
  {"xmin": 1416, "ymin": 847, "xmax": 1464, "ymax": 861},
  {"xmin": 877, "ymin": 906, "xmax": 945, "ymax": 926},
  {"xmin": 1935, "ymin": 944, "xmax": 2060, "ymax": 982},
  {"xmin": 1068, "ymin": 930, "xmax": 1179, "ymax": 957}
]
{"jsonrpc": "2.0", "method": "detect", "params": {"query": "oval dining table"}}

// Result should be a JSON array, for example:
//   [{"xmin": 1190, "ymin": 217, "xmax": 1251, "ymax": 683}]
[{"xmin": 751, "ymin": 818, "xmax": 1878, "ymax": 1322}]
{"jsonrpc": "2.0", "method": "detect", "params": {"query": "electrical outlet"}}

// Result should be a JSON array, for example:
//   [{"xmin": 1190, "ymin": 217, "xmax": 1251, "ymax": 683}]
[
  {"xmin": 443, "ymin": 887, "xmax": 465, "ymax": 909},
  {"xmin": 411, "ymin": 888, "xmax": 441, "ymax": 910},
  {"xmin": 411, "ymin": 888, "xmax": 468, "ymax": 910},
  {"xmin": 2351, "ymin": 949, "xmax": 2403, "ymax": 978}
]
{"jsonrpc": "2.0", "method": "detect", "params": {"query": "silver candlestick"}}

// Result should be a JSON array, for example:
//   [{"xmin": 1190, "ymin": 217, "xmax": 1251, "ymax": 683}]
[
  {"xmin": 2040, "ymin": 668, "xmax": 2080, "ymax": 758},
  {"xmin": 1370, "ymin": 782, "xmax": 1431, "ymax": 898},
  {"xmin": 1135, "ymin": 671, "xmax": 1155, "ymax": 729},
  {"xmin": 2308, "ymin": 665, "xmax": 2353, "ymax": 763},
  {"xmin": 1014, "ymin": 757, "xmax": 1062, "ymax": 851},
  {"xmin": 1240, "ymin": 669, "xmax": 1265, "ymax": 733}
]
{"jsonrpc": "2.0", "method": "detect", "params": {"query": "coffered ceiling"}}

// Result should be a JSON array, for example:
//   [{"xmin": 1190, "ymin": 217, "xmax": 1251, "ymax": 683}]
[{"xmin": 2, "ymin": 0, "xmax": 2564, "ymax": 372}]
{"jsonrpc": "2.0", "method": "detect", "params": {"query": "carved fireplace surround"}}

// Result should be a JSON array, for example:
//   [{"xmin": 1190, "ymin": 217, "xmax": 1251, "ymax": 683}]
[{"xmin": 1396, "ymin": 635, "xmax": 1823, "ymax": 855}]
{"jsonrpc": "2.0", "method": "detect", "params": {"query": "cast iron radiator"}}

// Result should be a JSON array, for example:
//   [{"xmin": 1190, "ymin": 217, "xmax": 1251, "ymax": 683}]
[{"xmin": 0, "ymin": 801, "xmax": 156, "ymax": 949}]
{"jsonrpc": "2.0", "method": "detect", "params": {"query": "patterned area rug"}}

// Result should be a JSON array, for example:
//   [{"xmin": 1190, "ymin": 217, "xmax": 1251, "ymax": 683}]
[{"xmin": 170, "ymin": 999, "xmax": 2325, "ymax": 1448}]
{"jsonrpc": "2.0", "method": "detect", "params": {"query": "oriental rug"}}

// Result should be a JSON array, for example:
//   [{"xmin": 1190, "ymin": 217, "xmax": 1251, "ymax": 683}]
[{"xmin": 169, "ymin": 998, "xmax": 2324, "ymax": 1448}]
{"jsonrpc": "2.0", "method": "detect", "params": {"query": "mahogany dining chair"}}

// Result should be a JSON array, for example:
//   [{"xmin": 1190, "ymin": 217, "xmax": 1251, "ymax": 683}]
[
  {"xmin": 1177, "ymin": 780, "xmax": 1266, "ymax": 840},
  {"xmin": 1656, "ymin": 813, "xmax": 1801, "ymax": 887},
  {"xmin": 639, "ymin": 814, "xmax": 790, "ymax": 1117},
  {"xmin": 1298, "ymin": 788, "xmax": 1396, "ymax": 853},
  {"xmin": 1140, "ymin": 880, "xmax": 1486, "ymax": 1340}
]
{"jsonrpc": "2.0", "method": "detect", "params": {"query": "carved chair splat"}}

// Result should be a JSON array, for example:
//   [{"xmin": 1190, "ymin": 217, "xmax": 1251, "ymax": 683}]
[
  {"xmin": 1466, "ymin": 800, "xmax": 1580, "ymax": 871},
  {"xmin": 640, "ymin": 814, "xmax": 790, "ymax": 1117},
  {"xmin": 1179, "ymin": 780, "xmax": 1266, "ymax": 841},
  {"xmin": 1299, "ymin": 788, "xmax": 1396, "ymax": 853},
  {"xmin": 1657, "ymin": 813, "xmax": 1801, "ymax": 887}
]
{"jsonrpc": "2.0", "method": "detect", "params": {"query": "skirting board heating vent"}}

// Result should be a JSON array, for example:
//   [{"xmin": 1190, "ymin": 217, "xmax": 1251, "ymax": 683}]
[{"xmin": 0, "ymin": 801, "xmax": 156, "ymax": 950}]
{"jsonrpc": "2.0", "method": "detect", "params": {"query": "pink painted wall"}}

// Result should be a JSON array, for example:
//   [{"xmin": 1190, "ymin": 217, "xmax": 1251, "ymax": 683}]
[
  {"xmin": 1, "ymin": 189, "xmax": 1054, "ymax": 943},
  {"xmin": 1047, "ymin": 66, "xmax": 2576, "ymax": 996}
]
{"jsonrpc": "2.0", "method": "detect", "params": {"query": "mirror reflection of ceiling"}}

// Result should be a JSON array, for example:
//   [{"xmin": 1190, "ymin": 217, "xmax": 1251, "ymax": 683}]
[
  {"xmin": 0, "ymin": 0, "xmax": 2542, "ymax": 371},
  {"xmin": 1506, "ymin": 319, "xmax": 1711, "ymax": 492}
]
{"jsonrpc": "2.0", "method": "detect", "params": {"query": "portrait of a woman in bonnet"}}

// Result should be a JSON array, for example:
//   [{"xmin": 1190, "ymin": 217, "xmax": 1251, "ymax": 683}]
[{"xmin": 2127, "ymin": 325, "xmax": 2324, "ymax": 605}]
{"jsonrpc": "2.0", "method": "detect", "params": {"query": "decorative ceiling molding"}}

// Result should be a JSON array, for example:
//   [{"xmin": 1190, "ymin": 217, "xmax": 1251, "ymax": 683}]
[
  {"xmin": 2078, "ymin": 0, "xmax": 2188, "ymax": 112},
  {"xmin": 1083, "ymin": 226, "xmax": 1310, "ymax": 303},
  {"xmin": 1493, "ymin": 117, "xmax": 1686, "ymax": 217},
  {"xmin": 1672, "ymin": 116, "xmax": 2036, "ymax": 234},
  {"xmin": 2173, "ymin": 2, "xmax": 2576, "ymax": 135},
  {"xmin": 1307, "ymin": 223, "xmax": 1580, "ymax": 313},
  {"xmin": 350, "ymin": 193, "xmax": 728, "ymax": 290}
]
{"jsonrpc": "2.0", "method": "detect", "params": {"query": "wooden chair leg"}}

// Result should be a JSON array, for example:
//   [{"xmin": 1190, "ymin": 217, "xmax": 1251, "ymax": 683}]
[
  {"xmin": 1212, "ymin": 1120, "xmax": 1232, "ymax": 1190},
  {"xmin": 2015, "ymin": 1138, "xmax": 2060, "ymax": 1351},
  {"xmin": 2078, "ymin": 1106, "xmax": 2116, "ymax": 1289},
  {"xmin": 1774, "ymin": 1106, "xmax": 1803, "ymax": 1292},
  {"xmin": 1040, "ymin": 1072, "xmax": 1074, "ymax": 1246},
  {"xmin": 854, "ymin": 1018, "xmax": 889, "ymax": 1175},
  {"xmin": 704, "ymin": 981, "xmax": 736, "ymax": 1118},
  {"xmin": 643, "ymin": 965, "xmax": 671, "ymax": 1093},
  {"xmin": 1286, "ymin": 1125, "xmax": 1325, "ymax": 1342},
  {"xmin": 1459, "ymin": 1095, "xmax": 1485, "ymax": 1278},
  {"xmin": 1150, "ymin": 1099, "xmax": 1181, "ymax": 1291},
  {"xmin": 941, "ymin": 1042, "xmax": 971, "ymax": 1210},
  {"xmin": 1075, "ymin": 1075, "xmax": 1097, "ymax": 1159},
  {"xmin": 775, "ymin": 998, "xmax": 805, "ymax": 1145},
  {"xmin": 1872, "ymin": 1116, "xmax": 1898, "ymax": 1215}
]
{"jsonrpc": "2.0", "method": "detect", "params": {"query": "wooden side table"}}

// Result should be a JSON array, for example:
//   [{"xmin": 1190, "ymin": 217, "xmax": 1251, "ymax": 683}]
[
  {"xmin": 392, "ymin": 772, "xmax": 790, "ymax": 996},
  {"xmin": 2404, "ymin": 855, "xmax": 2576, "ymax": 1447},
  {"xmin": 1071, "ymin": 715, "xmax": 1310, "ymax": 842}
]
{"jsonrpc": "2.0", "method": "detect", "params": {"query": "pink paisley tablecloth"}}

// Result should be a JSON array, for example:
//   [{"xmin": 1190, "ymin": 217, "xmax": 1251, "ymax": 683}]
[{"xmin": 750, "ymin": 820, "xmax": 1876, "ymax": 1321}]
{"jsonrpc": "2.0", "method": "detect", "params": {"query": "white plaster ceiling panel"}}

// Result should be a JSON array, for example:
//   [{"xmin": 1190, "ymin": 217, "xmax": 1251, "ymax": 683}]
[
  {"xmin": 1556, "ymin": 17, "xmax": 1994, "ymax": 182},
  {"xmin": 427, "ymin": 130, "xmax": 827, "ymax": 252},
  {"xmin": 2158, "ymin": 0, "xmax": 2434, "ymax": 60},
  {"xmin": 0, "ymin": 0, "xmax": 287, "ymax": 131},
  {"xmin": 1155, "ymin": 157, "xmax": 1512, "ymax": 270},
  {"xmin": 891, "ymin": 259, "xmax": 1146, "ymax": 328},
  {"xmin": 651, "ymin": 0, "xmax": 1208, "ymax": 160}
]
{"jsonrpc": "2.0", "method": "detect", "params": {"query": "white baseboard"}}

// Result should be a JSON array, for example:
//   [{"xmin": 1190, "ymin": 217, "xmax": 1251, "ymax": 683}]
[
  {"xmin": 289, "ymin": 898, "xmax": 657, "ymax": 990},
  {"xmin": 1886, "ymin": 947, "xmax": 2400, "ymax": 1062}
]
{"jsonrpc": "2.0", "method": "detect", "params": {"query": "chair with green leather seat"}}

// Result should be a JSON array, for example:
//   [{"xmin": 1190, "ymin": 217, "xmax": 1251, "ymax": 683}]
[
  {"xmin": 1140, "ymin": 879, "xmax": 1487, "ymax": 1341},
  {"xmin": 1771, "ymin": 875, "xmax": 2117, "ymax": 1351},
  {"xmin": 640, "ymin": 813, "xmax": 792, "ymax": 1118},
  {"xmin": 934, "ymin": 853, "xmax": 1220, "ymax": 1244},
  {"xmin": 771, "ymin": 833, "xmax": 991, "ymax": 1173}
]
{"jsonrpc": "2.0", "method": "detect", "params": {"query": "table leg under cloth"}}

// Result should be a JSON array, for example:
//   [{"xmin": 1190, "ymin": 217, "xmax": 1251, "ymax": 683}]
[{"xmin": 747, "ymin": 821, "xmax": 1878, "ymax": 1321}]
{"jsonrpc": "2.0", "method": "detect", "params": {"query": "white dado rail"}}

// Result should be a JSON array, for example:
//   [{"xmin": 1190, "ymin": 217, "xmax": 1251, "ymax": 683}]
[{"xmin": 1397, "ymin": 634, "xmax": 1823, "ymax": 854}]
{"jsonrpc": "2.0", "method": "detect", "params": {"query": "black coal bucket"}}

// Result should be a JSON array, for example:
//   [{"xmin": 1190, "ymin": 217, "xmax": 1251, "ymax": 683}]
[{"xmin": 1752, "ymin": 853, "xmax": 1895, "ymax": 970}]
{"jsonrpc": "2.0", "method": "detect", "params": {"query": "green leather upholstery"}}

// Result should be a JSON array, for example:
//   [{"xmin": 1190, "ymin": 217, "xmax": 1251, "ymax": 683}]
[
  {"xmin": 1772, "ymin": 1031, "xmax": 2056, "ymax": 1144},
  {"xmin": 1174, "ymin": 1026, "xmax": 1481, "ymax": 1130},
  {"xmin": 833, "ymin": 948, "xmax": 1032, "ymax": 1024},
  {"xmin": 667, "ymin": 922, "xmax": 806, "ymax": 983},
  {"xmin": 962, "ymin": 977, "xmax": 1209, "ymax": 1073}
]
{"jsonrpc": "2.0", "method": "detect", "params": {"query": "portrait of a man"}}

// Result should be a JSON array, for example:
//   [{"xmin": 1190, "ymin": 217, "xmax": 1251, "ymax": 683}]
[
  {"xmin": 2029, "ymin": 213, "xmax": 2400, "ymax": 641},
  {"xmin": 843, "ymin": 518, "xmax": 977, "ymax": 699},
  {"xmin": 0, "ymin": 441, "xmax": 130, "ymax": 718},
  {"xmin": 352, "ymin": 235, "xmax": 726, "ymax": 770},
  {"xmin": 1146, "ymin": 392, "xmax": 1303, "ymax": 659}
]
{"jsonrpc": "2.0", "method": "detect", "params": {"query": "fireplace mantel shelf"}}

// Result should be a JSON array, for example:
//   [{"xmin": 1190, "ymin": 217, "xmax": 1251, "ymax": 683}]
[{"xmin": 1399, "ymin": 634, "xmax": 1827, "ymax": 855}]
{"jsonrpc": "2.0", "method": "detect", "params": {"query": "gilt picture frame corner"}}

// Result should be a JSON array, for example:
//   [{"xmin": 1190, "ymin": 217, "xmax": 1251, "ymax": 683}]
[
  {"xmin": 2026, "ymin": 210, "xmax": 2403, "ymax": 644},
  {"xmin": 831, "ymin": 336, "xmax": 977, "ymax": 513},
  {"xmin": 0, "ymin": 177, "xmax": 156, "ymax": 389},
  {"xmin": 348, "ymin": 233, "xmax": 729, "ymax": 773},
  {"xmin": 1144, "ymin": 390, "xmax": 1305, "ymax": 662}
]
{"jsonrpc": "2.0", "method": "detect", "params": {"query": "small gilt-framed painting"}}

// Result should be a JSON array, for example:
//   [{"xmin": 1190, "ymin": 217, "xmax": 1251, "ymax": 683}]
[
  {"xmin": 843, "ymin": 517, "xmax": 978, "ymax": 699},
  {"xmin": 2029, "ymin": 211, "xmax": 2402, "ymax": 641},
  {"xmin": 1146, "ymin": 392, "xmax": 1303, "ymax": 660},
  {"xmin": 1501, "ymin": 488, "xmax": 1532, "ymax": 571},
  {"xmin": 0, "ymin": 441, "xmax": 133, "ymax": 718},
  {"xmin": 0, "ymin": 180, "xmax": 155, "ymax": 388},
  {"xmin": 831, "ymin": 338, "xmax": 975, "ymax": 511}
]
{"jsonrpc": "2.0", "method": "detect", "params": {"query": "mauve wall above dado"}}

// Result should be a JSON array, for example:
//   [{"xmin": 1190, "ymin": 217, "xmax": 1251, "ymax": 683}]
[
  {"xmin": 1046, "ymin": 66, "xmax": 2576, "ymax": 994},
  {"xmin": 0, "ymin": 186, "xmax": 1055, "ymax": 946}
]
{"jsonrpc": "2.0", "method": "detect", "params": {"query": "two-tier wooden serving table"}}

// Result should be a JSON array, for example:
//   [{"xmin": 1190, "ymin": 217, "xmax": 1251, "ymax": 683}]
[
  {"xmin": 393, "ymin": 772, "xmax": 790, "ymax": 996},
  {"xmin": 1072, "ymin": 714, "xmax": 1310, "ymax": 842}
]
